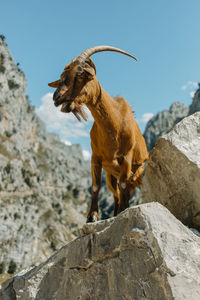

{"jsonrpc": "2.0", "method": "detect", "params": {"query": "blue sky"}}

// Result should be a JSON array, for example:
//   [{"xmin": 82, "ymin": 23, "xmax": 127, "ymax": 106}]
[{"xmin": 1, "ymin": 0, "xmax": 200, "ymax": 158}]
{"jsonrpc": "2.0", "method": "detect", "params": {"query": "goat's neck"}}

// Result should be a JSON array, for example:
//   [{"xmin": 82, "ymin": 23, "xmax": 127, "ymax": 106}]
[{"xmin": 86, "ymin": 83, "xmax": 117, "ymax": 129}]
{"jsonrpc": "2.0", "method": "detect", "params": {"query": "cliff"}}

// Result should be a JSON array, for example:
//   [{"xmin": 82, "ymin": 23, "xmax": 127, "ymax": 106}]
[{"xmin": 0, "ymin": 36, "xmax": 91, "ymax": 273}]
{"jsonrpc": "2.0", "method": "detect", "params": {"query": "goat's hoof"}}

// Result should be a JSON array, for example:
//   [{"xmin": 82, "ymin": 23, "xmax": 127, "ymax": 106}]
[{"xmin": 86, "ymin": 213, "xmax": 98, "ymax": 223}]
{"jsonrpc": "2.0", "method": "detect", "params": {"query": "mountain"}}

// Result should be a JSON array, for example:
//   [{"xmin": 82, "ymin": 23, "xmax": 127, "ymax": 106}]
[
  {"xmin": 143, "ymin": 102, "xmax": 189, "ymax": 152},
  {"xmin": 0, "ymin": 36, "xmax": 92, "ymax": 273},
  {"xmin": 143, "ymin": 85, "xmax": 200, "ymax": 151}
]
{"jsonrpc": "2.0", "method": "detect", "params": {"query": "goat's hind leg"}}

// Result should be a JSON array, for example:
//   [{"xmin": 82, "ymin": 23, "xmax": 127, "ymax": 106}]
[
  {"xmin": 106, "ymin": 173, "xmax": 120, "ymax": 216},
  {"xmin": 87, "ymin": 156, "xmax": 102, "ymax": 223},
  {"xmin": 118, "ymin": 152, "xmax": 132, "ymax": 213}
]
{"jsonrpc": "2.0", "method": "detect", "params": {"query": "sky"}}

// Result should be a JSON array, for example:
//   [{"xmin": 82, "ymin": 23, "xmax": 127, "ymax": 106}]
[{"xmin": 1, "ymin": 0, "xmax": 200, "ymax": 159}]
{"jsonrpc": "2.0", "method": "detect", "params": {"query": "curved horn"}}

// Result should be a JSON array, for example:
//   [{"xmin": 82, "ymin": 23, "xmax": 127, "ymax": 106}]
[
  {"xmin": 85, "ymin": 57, "xmax": 96, "ymax": 74},
  {"xmin": 72, "ymin": 45, "xmax": 137, "ymax": 63}
]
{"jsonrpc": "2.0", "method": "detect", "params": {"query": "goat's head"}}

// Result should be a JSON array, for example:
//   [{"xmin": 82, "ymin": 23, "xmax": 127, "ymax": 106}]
[{"xmin": 48, "ymin": 46, "xmax": 137, "ymax": 121}]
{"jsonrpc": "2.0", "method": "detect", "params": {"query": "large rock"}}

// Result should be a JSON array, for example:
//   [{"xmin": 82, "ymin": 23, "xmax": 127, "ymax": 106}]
[
  {"xmin": 142, "ymin": 112, "xmax": 200, "ymax": 229},
  {"xmin": 0, "ymin": 203, "xmax": 200, "ymax": 300}
]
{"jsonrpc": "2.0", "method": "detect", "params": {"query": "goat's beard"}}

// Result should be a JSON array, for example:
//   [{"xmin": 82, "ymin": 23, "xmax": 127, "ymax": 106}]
[
  {"xmin": 61, "ymin": 101, "xmax": 88, "ymax": 122},
  {"xmin": 72, "ymin": 105, "xmax": 88, "ymax": 122}
]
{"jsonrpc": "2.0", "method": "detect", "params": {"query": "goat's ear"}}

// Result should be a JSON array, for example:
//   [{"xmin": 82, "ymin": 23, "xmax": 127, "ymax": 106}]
[
  {"xmin": 83, "ymin": 66, "xmax": 95, "ymax": 79},
  {"xmin": 48, "ymin": 80, "xmax": 60, "ymax": 88}
]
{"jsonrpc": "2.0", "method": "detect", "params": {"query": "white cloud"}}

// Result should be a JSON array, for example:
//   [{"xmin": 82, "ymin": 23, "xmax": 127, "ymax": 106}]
[
  {"xmin": 36, "ymin": 93, "xmax": 93, "ymax": 139},
  {"xmin": 62, "ymin": 139, "xmax": 72, "ymax": 146},
  {"xmin": 141, "ymin": 113, "xmax": 154, "ymax": 123},
  {"xmin": 82, "ymin": 149, "xmax": 91, "ymax": 160},
  {"xmin": 181, "ymin": 81, "xmax": 198, "ymax": 99},
  {"xmin": 181, "ymin": 81, "xmax": 198, "ymax": 91}
]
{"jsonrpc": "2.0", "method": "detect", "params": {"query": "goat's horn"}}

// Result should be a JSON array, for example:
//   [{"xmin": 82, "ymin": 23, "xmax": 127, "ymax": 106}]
[{"xmin": 72, "ymin": 45, "xmax": 137, "ymax": 62}]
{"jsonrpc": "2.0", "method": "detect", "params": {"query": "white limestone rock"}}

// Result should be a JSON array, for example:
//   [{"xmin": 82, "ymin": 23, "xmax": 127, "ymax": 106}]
[
  {"xmin": 142, "ymin": 112, "xmax": 200, "ymax": 229},
  {"xmin": 0, "ymin": 203, "xmax": 200, "ymax": 300}
]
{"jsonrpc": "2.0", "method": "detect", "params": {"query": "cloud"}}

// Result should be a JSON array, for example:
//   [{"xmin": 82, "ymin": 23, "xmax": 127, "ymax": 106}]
[
  {"xmin": 141, "ymin": 113, "xmax": 154, "ymax": 123},
  {"xmin": 62, "ymin": 139, "xmax": 72, "ymax": 146},
  {"xmin": 36, "ymin": 93, "xmax": 93, "ymax": 139},
  {"xmin": 181, "ymin": 81, "xmax": 198, "ymax": 91},
  {"xmin": 181, "ymin": 81, "xmax": 198, "ymax": 99},
  {"xmin": 82, "ymin": 149, "xmax": 91, "ymax": 160}
]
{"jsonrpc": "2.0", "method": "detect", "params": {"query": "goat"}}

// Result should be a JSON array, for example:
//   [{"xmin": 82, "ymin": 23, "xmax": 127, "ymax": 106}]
[{"xmin": 48, "ymin": 46, "xmax": 148, "ymax": 222}]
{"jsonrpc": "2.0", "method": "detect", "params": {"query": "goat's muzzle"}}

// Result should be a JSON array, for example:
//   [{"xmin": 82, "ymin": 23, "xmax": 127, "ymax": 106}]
[
  {"xmin": 61, "ymin": 101, "xmax": 73, "ymax": 113},
  {"xmin": 53, "ymin": 90, "xmax": 66, "ymax": 107}
]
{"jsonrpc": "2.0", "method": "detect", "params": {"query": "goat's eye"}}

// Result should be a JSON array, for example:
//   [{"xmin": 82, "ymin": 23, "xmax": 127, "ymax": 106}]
[{"xmin": 77, "ymin": 66, "xmax": 83, "ymax": 71}]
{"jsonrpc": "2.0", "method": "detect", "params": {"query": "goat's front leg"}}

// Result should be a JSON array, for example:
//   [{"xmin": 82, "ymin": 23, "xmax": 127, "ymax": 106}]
[
  {"xmin": 87, "ymin": 156, "xmax": 102, "ymax": 223},
  {"xmin": 118, "ymin": 152, "xmax": 132, "ymax": 214}
]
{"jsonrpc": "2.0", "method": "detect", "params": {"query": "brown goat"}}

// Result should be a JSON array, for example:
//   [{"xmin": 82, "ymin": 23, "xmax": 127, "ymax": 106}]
[{"xmin": 48, "ymin": 46, "xmax": 148, "ymax": 222}]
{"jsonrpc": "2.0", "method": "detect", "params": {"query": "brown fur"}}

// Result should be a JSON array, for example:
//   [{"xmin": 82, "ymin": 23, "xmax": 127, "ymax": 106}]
[{"xmin": 48, "ymin": 58, "xmax": 148, "ymax": 222}]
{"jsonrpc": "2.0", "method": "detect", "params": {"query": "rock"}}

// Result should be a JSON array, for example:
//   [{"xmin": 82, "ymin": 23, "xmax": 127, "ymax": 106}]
[
  {"xmin": 1, "ymin": 202, "xmax": 200, "ymax": 300},
  {"xmin": 142, "ymin": 112, "xmax": 200, "ymax": 229},
  {"xmin": 143, "ymin": 102, "xmax": 189, "ymax": 151}
]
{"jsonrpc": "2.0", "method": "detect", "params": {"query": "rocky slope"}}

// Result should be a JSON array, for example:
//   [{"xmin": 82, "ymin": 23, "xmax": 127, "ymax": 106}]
[
  {"xmin": 0, "ymin": 36, "xmax": 92, "ymax": 273},
  {"xmin": 1, "ymin": 203, "xmax": 200, "ymax": 300}
]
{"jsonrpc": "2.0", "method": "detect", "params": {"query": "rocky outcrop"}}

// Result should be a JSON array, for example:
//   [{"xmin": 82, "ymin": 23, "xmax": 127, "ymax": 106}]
[
  {"xmin": 142, "ymin": 112, "xmax": 200, "ymax": 229},
  {"xmin": 1, "ymin": 202, "xmax": 200, "ymax": 300},
  {"xmin": 0, "ymin": 36, "xmax": 92, "ymax": 273},
  {"xmin": 143, "ymin": 102, "xmax": 189, "ymax": 152}
]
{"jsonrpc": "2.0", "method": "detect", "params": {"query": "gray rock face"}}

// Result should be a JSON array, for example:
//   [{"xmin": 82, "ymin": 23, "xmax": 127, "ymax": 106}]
[
  {"xmin": 143, "ymin": 102, "xmax": 189, "ymax": 151},
  {"xmin": 1, "ymin": 203, "xmax": 200, "ymax": 300},
  {"xmin": 0, "ymin": 36, "xmax": 92, "ymax": 273},
  {"xmin": 142, "ymin": 112, "xmax": 200, "ymax": 229}
]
